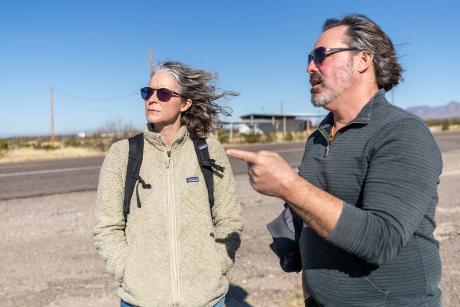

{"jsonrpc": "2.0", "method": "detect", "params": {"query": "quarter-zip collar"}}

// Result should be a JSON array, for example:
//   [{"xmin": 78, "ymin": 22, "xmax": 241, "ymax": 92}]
[
  {"xmin": 144, "ymin": 124, "xmax": 189, "ymax": 151},
  {"xmin": 318, "ymin": 89, "xmax": 387, "ymax": 140}
]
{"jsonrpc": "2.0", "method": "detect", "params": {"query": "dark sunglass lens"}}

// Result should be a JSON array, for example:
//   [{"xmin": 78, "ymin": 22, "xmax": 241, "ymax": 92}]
[
  {"xmin": 157, "ymin": 88, "xmax": 173, "ymax": 102},
  {"xmin": 140, "ymin": 87, "xmax": 152, "ymax": 100},
  {"xmin": 314, "ymin": 47, "xmax": 326, "ymax": 64}
]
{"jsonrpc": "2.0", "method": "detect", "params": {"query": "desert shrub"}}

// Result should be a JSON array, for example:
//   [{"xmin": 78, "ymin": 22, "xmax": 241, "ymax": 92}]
[
  {"xmin": 296, "ymin": 131, "xmax": 309, "ymax": 140},
  {"xmin": 32, "ymin": 141, "xmax": 43, "ymax": 149},
  {"xmin": 426, "ymin": 117, "xmax": 460, "ymax": 127},
  {"xmin": 64, "ymin": 138, "xmax": 82, "ymax": 147},
  {"xmin": 218, "ymin": 131, "xmax": 229, "ymax": 143},
  {"xmin": 263, "ymin": 132, "xmax": 276, "ymax": 143},
  {"xmin": 41, "ymin": 144, "xmax": 59, "ymax": 150},
  {"xmin": 242, "ymin": 133, "xmax": 261, "ymax": 144},
  {"xmin": 0, "ymin": 139, "xmax": 8, "ymax": 151},
  {"xmin": 283, "ymin": 132, "xmax": 294, "ymax": 141},
  {"xmin": 425, "ymin": 119, "xmax": 440, "ymax": 127},
  {"xmin": 19, "ymin": 142, "xmax": 34, "ymax": 148},
  {"xmin": 442, "ymin": 120, "xmax": 450, "ymax": 131},
  {"xmin": 94, "ymin": 140, "xmax": 111, "ymax": 152}
]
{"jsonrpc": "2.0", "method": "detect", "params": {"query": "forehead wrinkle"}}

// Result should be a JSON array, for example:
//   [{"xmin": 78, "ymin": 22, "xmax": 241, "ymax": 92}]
[
  {"xmin": 149, "ymin": 70, "xmax": 181, "ymax": 91},
  {"xmin": 315, "ymin": 25, "xmax": 350, "ymax": 48}
]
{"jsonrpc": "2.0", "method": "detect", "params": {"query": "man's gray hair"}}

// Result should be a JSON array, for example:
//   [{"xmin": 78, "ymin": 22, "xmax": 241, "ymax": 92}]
[{"xmin": 323, "ymin": 14, "xmax": 403, "ymax": 91}]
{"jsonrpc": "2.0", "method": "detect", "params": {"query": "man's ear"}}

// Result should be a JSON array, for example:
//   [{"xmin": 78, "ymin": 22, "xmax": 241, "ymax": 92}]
[
  {"xmin": 357, "ymin": 51, "xmax": 374, "ymax": 73},
  {"xmin": 180, "ymin": 98, "xmax": 192, "ymax": 112}
]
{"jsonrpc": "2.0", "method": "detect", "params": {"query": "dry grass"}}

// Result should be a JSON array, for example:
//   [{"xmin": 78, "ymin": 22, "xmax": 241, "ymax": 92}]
[
  {"xmin": 284, "ymin": 288, "xmax": 304, "ymax": 307},
  {"xmin": 0, "ymin": 147, "xmax": 104, "ymax": 163},
  {"xmin": 429, "ymin": 124, "xmax": 460, "ymax": 133}
]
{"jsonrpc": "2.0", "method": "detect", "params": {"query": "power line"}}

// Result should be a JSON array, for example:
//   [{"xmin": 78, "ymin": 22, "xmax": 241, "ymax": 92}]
[{"xmin": 54, "ymin": 89, "xmax": 138, "ymax": 101}]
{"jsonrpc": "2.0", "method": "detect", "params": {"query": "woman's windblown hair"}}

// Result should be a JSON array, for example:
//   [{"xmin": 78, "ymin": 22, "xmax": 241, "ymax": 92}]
[{"xmin": 156, "ymin": 61, "xmax": 238, "ymax": 139}]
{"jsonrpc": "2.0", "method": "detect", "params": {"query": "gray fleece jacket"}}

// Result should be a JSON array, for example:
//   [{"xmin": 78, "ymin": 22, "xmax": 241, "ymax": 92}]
[
  {"xmin": 300, "ymin": 90, "xmax": 442, "ymax": 306},
  {"xmin": 94, "ymin": 125, "xmax": 243, "ymax": 307}
]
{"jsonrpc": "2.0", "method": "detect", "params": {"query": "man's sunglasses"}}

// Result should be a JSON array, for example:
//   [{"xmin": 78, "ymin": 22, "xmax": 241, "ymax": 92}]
[
  {"xmin": 308, "ymin": 47, "xmax": 360, "ymax": 65},
  {"xmin": 140, "ymin": 87, "xmax": 187, "ymax": 102}
]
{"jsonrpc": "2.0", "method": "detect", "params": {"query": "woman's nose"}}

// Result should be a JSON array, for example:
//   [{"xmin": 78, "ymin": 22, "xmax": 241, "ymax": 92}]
[{"xmin": 146, "ymin": 92, "xmax": 158, "ymax": 104}]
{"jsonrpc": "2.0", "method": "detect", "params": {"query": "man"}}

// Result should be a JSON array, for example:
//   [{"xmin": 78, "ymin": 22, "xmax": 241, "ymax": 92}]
[{"xmin": 227, "ymin": 15, "xmax": 442, "ymax": 306}]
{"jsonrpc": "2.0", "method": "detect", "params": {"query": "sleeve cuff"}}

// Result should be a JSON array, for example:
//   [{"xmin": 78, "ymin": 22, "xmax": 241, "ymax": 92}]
[
  {"xmin": 215, "ymin": 243, "xmax": 233, "ymax": 274},
  {"xmin": 326, "ymin": 202, "xmax": 365, "ymax": 252}
]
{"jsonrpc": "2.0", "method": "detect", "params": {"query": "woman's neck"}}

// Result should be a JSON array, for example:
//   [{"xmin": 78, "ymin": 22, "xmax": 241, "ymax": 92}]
[{"xmin": 153, "ymin": 122, "xmax": 182, "ymax": 149}]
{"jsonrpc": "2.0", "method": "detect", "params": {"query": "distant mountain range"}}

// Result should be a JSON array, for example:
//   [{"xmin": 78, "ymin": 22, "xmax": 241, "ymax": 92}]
[{"xmin": 406, "ymin": 101, "xmax": 460, "ymax": 120}]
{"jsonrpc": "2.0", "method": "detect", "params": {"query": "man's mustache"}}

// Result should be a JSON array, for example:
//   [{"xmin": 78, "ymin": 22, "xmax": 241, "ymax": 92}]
[{"xmin": 310, "ymin": 73, "xmax": 323, "ymax": 86}]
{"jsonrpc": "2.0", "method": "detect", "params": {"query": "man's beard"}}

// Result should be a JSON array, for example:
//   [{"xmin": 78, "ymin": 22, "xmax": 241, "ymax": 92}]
[
  {"xmin": 310, "ymin": 58, "xmax": 355, "ymax": 108},
  {"xmin": 311, "ymin": 81, "xmax": 332, "ymax": 107},
  {"xmin": 310, "ymin": 74, "xmax": 335, "ymax": 108}
]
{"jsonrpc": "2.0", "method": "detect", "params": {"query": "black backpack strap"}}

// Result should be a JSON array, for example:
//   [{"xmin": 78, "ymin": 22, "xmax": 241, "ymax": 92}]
[
  {"xmin": 193, "ymin": 138, "xmax": 225, "ymax": 208},
  {"xmin": 123, "ymin": 133, "xmax": 144, "ymax": 220}
]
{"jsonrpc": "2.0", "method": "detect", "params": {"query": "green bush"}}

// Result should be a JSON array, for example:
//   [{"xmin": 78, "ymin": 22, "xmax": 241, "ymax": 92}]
[
  {"xmin": 283, "ymin": 132, "xmax": 294, "ymax": 141},
  {"xmin": 293, "ymin": 131, "xmax": 307, "ymax": 141},
  {"xmin": 425, "ymin": 117, "xmax": 460, "ymax": 127},
  {"xmin": 19, "ymin": 142, "xmax": 33, "ymax": 148},
  {"xmin": 95, "ymin": 141, "xmax": 110, "ymax": 152},
  {"xmin": 41, "ymin": 144, "xmax": 59, "ymax": 150},
  {"xmin": 32, "ymin": 142, "xmax": 43, "ymax": 149},
  {"xmin": 425, "ymin": 119, "xmax": 439, "ymax": 127},
  {"xmin": 64, "ymin": 138, "xmax": 82, "ymax": 147},
  {"xmin": 441, "ymin": 121, "xmax": 450, "ymax": 131},
  {"xmin": 0, "ymin": 139, "xmax": 8, "ymax": 151},
  {"xmin": 263, "ymin": 132, "xmax": 276, "ymax": 143},
  {"xmin": 218, "ymin": 131, "xmax": 229, "ymax": 143},
  {"xmin": 242, "ymin": 133, "xmax": 261, "ymax": 144}
]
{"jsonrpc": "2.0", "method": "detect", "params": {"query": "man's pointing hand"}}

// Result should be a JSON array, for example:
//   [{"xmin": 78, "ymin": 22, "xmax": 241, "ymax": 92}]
[{"xmin": 226, "ymin": 149, "xmax": 300, "ymax": 199}]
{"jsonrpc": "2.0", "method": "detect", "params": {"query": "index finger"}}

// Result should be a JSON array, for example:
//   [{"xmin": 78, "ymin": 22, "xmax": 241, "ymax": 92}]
[{"xmin": 226, "ymin": 149, "xmax": 259, "ymax": 163}]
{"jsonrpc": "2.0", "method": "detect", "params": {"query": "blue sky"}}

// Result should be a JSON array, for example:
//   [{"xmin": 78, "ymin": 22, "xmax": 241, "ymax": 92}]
[{"xmin": 1, "ymin": 0, "xmax": 459, "ymax": 137}]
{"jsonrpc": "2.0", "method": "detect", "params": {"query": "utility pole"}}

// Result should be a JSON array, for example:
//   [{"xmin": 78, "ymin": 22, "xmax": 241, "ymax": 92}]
[
  {"xmin": 50, "ymin": 87, "xmax": 55, "ymax": 145},
  {"xmin": 280, "ymin": 101, "xmax": 286, "ymax": 135},
  {"xmin": 149, "ymin": 48, "xmax": 154, "ymax": 75}
]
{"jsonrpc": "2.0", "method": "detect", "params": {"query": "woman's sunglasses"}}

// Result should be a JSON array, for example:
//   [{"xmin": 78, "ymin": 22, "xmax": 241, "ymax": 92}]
[
  {"xmin": 140, "ymin": 87, "xmax": 187, "ymax": 102},
  {"xmin": 308, "ymin": 47, "xmax": 360, "ymax": 65}
]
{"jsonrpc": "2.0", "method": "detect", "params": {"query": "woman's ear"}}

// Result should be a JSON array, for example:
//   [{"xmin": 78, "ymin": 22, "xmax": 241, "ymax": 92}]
[{"xmin": 180, "ymin": 98, "xmax": 192, "ymax": 112}]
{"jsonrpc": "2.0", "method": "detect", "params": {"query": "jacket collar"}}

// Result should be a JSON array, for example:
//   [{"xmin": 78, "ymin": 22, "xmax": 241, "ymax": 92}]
[
  {"xmin": 319, "ymin": 88, "xmax": 387, "ymax": 131},
  {"xmin": 144, "ymin": 124, "xmax": 189, "ymax": 151}
]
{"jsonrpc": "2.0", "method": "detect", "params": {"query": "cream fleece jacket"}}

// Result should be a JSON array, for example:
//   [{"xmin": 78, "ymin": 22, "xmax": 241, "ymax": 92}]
[{"xmin": 94, "ymin": 125, "xmax": 243, "ymax": 307}]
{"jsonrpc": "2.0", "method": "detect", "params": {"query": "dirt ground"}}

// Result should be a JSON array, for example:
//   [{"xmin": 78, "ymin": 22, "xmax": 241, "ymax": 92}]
[
  {"xmin": 1, "ymin": 149, "xmax": 459, "ymax": 307},
  {"xmin": 0, "ymin": 147, "xmax": 103, "ymax": 163}
]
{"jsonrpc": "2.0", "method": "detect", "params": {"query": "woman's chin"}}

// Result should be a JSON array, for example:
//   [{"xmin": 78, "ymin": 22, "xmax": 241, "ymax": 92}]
[{"xmin": 146, "ymin": 114, "xmax": 160, "ymax": 124}]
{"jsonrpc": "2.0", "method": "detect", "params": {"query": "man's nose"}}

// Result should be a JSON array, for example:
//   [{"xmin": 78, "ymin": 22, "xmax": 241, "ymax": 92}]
[{"xmin": 307, "ymin": 59, "xmax": 318, "ymax": 74}]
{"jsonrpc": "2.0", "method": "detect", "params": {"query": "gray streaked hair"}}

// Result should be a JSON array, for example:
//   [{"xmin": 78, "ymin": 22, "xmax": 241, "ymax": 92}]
[
  {"xmin": 156, "ymin": 60, "xmax": 238, "ymax": 138},
  {"xmin": 323, "ymin": 14, "xmax": 403, "ymax": 91}
]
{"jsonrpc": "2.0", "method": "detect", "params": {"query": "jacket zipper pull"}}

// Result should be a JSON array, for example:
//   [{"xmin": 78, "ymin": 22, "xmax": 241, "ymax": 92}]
[
  {"xmin": 325, "ymin": 143, "xmax": 331, "ymax": 158},
  {"xmin": 167, "ymin": 151, "xmax": 171, "ymax": 168}
]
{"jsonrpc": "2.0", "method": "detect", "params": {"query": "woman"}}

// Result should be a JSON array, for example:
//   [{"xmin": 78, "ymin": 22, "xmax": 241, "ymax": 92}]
[{"xmin": 94, "ymin": 61, "xmax": 243, "ymax": 307}]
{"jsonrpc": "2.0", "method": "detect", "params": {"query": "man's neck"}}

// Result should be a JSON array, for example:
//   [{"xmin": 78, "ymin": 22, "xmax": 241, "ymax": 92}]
[{"xmin": 325, "ymin": 84, "xmax": 379, "ymax": 130}]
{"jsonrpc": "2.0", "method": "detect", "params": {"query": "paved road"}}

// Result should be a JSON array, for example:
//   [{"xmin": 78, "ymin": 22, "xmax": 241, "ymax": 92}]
[
  {"xmin": 0, "ymin": 156, "xmax": 104, "ymax": 200},
  {"xmin": 1, "ymin": 131, "xmax": 459, "ymax": 200}
]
